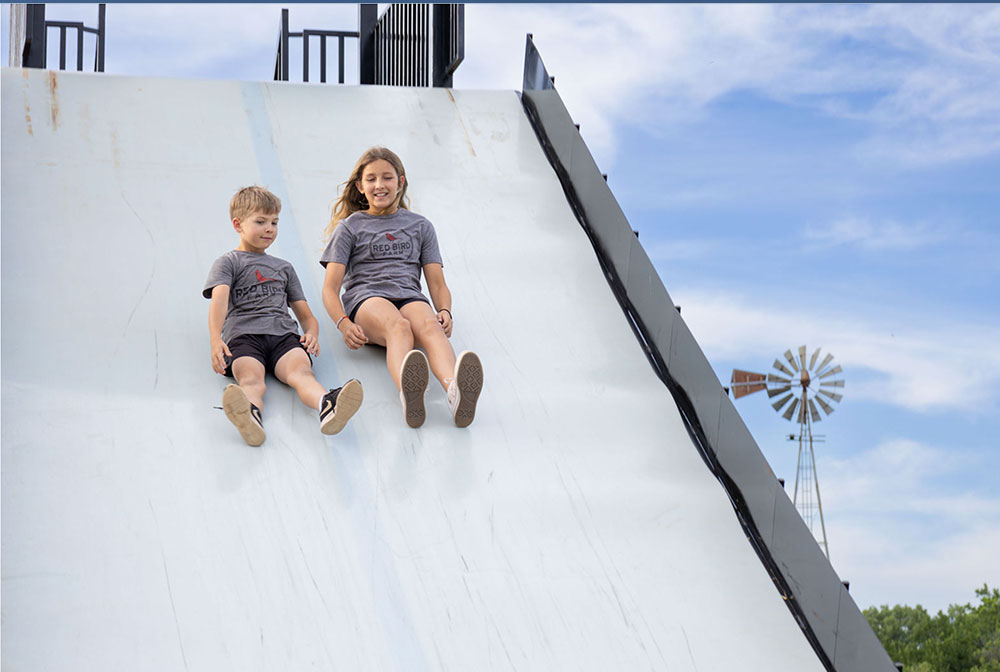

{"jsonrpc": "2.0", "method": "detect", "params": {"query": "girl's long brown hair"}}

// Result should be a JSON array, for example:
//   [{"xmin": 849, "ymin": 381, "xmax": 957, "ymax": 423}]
[{"xmin": 323, "ymin": 147, "xmax": 410, "ymax": 241}]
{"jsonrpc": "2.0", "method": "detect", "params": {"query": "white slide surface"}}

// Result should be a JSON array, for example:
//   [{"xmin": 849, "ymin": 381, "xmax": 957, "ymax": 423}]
[{"xmin": 2, "ymin": 69, "xmax": 824, "ymax": 671}]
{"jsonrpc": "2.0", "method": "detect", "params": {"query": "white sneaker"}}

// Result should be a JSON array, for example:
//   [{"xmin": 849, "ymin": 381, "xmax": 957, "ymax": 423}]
[
  {"xmin": 449, "ymin": 351, "xmax": 483, "ymax": 428},
  {"xmin": 399, "ymin": 349, "xmax": 430, "ymax": 428}
]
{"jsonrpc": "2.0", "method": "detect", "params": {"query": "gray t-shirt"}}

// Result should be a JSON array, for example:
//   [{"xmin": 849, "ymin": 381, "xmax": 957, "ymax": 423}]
[
  {"xmin": 203, "ymin": 250, "xmax": 306, "ymax": 343},
  {"xmin": 320, "ymin": 209, "xmax": 443, "ymax": 319}
]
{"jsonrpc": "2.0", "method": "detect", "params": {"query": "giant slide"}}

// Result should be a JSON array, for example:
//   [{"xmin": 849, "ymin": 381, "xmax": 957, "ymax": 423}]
[{"xmin": 2, "ymin": 60, "xmax": 893, "ymax": 671}]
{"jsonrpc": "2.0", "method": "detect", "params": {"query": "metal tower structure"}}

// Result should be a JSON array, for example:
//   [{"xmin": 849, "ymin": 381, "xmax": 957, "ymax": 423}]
[{"xmin": 731, "ymin": 345, "xmax": 845, "ymax": 558}]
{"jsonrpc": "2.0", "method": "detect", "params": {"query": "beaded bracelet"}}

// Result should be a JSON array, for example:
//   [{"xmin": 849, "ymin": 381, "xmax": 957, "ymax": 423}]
[{"xmin": 336, "ymin": 315, "xmax": 348, "ymax": 328}]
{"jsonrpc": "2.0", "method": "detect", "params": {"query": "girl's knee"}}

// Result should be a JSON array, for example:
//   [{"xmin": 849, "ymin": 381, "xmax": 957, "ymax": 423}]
[
  {"xmin": 412, "ymin": 315, "xmax": 443, "ymax": 340},
  {"xmin": 387, "ymin": 316, "xmax": 413, "ymax": 339}
]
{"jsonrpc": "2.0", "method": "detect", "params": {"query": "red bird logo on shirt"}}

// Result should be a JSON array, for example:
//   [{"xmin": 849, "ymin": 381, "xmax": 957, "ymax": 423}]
[
  {"xmin": 255, "ymin": 269, "xmax": 275, "ymax": 283},
  {"xmin": 386, "ymin": 233, "xmax": 397, "ymax": 241}
]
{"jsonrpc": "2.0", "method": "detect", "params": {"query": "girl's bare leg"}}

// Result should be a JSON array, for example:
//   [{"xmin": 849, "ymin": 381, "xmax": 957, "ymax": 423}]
[
  {"xmin": 400, "ymin": 301, "xmax": 457, "ymax": 391},
  {"xmin": 353, "ymin": 298, "xmax": 414, "ymax": 390}
]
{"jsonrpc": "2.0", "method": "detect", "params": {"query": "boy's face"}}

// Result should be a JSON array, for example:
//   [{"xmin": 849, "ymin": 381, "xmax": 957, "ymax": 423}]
[{"xmin": 234, "ymin": 210, "xmax": 279, "ymax": 253}]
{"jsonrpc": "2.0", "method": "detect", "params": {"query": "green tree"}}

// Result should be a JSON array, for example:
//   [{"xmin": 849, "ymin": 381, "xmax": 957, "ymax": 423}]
[{"xmin": 864, "ymin": 585, "xmax": 1000, "ymax": 672}]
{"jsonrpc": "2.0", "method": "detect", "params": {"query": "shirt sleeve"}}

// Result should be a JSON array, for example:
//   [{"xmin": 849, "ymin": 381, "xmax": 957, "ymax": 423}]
[
  {"xmin": 320, "ymin": 221, "xmax": 356, "ymax": 267},
  {"xmin": 203, "ymin": 253, "xmax": 235, "ymax": 299},
  {"xmin": 284, "ymin": 263, "xmax": 307, "ymax": 304},
  {"xmin": 419, "ymin": 218, "xmax": 444, "ymax": 267}
]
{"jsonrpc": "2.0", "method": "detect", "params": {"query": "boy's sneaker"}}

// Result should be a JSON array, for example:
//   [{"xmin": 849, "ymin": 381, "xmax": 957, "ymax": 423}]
[
  {"xmin": 448, "ymin": 351, "xmax": 483, "ymax": 428},
  {"xmin": 399, "ymin": 349, "xmax": 430, "ymax": 428},
  {"xmin": 222, "ymin": 384, "xmax": 266, "ymax": 446},
  {"xmin": 319, "ymin": 379, "xmax": 364, "ymax": 435}
]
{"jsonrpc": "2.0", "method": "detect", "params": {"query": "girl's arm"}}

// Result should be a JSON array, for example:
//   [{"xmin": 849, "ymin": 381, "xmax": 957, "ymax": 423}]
[
  {"xmin": 322, "ymin": 263, "xmax": 368, "ymax": 349},
  {"xmin": 423, "ymin": 263, "xmax": 453, "ymax": 338},
  {"xmin": 289, "ymin": 300, "xmax": 320, "ymax": 356},
  {"xmin": 208, "ymin": 284, "xmax": 232, "ymax": 374}
]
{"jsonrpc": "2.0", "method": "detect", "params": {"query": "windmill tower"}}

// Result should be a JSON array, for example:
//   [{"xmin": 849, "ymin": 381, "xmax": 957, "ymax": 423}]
[{"xmin": 730, "ymin": 345, "xmax": 845, "ymax": 559}]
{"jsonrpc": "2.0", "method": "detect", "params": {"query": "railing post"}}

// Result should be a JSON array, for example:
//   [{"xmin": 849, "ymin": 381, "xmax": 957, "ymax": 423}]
[
  {"xmin": 280, "ymin": 8, "xmax": 290, "ymax": 81},
  {"xmin": 96, "ymin": 4, "xmax": 105, "ymax": 72},
  {"xmin": 359, "ymin": 3, "xmax": 377, "ymax": 85},
  {"xmin": 433, "ymin": 4, "xmax": 464, "ymax": 88},
  {"xmin": 23, "ymin": 3, "xmax": 47, "ymax": 68}
]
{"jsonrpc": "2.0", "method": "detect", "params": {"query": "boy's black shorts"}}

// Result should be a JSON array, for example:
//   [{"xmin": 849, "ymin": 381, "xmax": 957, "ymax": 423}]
[{"xmin": 224, "ymin": 333, "xmax": 310, "ymax": 377}]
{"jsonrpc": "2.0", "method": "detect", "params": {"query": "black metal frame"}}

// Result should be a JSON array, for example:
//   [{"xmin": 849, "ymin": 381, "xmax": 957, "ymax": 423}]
[
  {"xmin": 520, "ymin": 33, "xmax": 839, "ymax": 672},
  {"xmin": 273, "ymin": 8, "xmax": 359, "ymax": 84},
  {"xmin": 20, "ymin": 4, "xmax": 106, "ymax": 72},
  {"xmin": 274, "ymin": 4, "xmax": 463, "ymax": 88}
]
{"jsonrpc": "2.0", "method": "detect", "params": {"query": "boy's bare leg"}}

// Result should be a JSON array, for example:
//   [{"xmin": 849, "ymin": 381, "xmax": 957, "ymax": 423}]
[
  {"xmin": 400, "ymin": 301, "xmax": 457, "ymax": 391},
  {"xmin": 225, "ymin": 356, "xmax": 267, "ymax": 446},
  {"xmin": 231, "ymin": 357, "xmax": 267, "ymax": 407},
  {"xmin": 273, "ymin": 347, "xmax": 326, "ymax": 409},
  {"xmin": 353, "ymin": 298, "xmax": 415, "ymax": 390}
]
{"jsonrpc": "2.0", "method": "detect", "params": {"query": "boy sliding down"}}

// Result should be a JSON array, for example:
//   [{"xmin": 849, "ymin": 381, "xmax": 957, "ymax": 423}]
[{"xmin": 204, "ymin": 186, "xmax": 362, "ymax": 446}]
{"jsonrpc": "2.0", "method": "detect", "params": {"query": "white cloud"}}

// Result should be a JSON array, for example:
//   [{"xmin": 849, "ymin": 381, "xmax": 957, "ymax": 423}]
[
  {"xmin": 672, "ymin": 287, "xmax": 1000, "ymax": 413},
  {"xmin": 819, "ymin": 438, "xmax": 1000, "ymax": 611},
  {"xmin": 459, "ymin": 4, "xmax": 1000, "ymax": 168},
  {"xmin": 803, "ymin": 216, "xmax": 949, "ymax": 252}
]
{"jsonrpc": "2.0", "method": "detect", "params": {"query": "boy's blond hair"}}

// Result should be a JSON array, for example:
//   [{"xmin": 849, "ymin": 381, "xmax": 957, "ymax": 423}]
[{"xmin": 230, "ymin": 186, "xmax": 281, "ymax": 222}]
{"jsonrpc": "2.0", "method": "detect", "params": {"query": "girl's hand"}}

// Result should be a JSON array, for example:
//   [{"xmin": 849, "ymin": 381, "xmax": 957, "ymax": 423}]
[
  {"xmin": 339, "ymin": 319, "xmax": 369, "ymax": 350},
  {"xmin": 436, "ymin": 309, "xmax": 453, "ymax": 338},
  {"xmin": 211, "ymin": 339, "xmax": 232, "ymax": 375},
  {"xmin": 300, "ymin": 332, "xmax": 320, "ymax": 356}
]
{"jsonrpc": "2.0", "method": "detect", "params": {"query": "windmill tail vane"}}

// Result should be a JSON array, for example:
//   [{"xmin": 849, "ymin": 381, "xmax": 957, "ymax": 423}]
[{"xmin": 729, "ymin": 345, "xmax": 845, "ymax": 421}]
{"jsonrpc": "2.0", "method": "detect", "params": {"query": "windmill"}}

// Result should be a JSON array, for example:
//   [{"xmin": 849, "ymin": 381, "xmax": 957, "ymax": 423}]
[{"xmin": 730, "ymin": 345, "xmax": 845, "ymax": 559}]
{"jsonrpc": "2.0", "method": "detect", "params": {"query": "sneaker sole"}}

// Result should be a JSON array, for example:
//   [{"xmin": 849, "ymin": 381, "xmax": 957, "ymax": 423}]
[
  {"xmin": 321, "ymin": 379, "xmax": 364, "ymax": 435},
  {"xmin": 222, "ymin": 384, "xmax": 265, "ymax": 446},
  {"xmin": 400, "ymin": 350, "xmax": 429, "ymax": 428},
  {"xmin": 453, "ymin": 351, "xmax": 483, "ymax": 428}
]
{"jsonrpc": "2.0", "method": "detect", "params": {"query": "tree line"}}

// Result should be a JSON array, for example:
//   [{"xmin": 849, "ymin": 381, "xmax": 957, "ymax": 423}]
[{"xmin": 865, "ymin": 585, "xmax": 999, "ymax": 672}]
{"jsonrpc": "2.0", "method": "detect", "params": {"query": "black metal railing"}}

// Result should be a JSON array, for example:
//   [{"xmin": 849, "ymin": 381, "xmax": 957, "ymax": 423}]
[
  {"xmin": 274, "ymin": 4, "xmax": 463, "ymax": 87},
  {"xmin": 273, "ymin": 8, "xmax": 359, "ymax": 84},
  {"xmin": 14, "ymin": 4, "xmax": 106, "ymax": 72}
]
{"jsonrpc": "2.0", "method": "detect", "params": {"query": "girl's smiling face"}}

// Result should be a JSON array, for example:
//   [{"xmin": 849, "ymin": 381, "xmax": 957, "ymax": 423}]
[{"xmin": 357, "ymin": 159, "xmax": 405, "ymax": 215}]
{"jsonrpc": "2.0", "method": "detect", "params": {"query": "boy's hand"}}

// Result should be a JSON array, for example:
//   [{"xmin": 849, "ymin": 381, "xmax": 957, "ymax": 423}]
[
  {"xmin": 211, "ymin": 339, "xmax": 232, "ymax": 375},
  {"xmin": 436, "ymin": 310, "xmax": 453, "ymax": 338},
  {"xmin": 300, "ymin": 332, "xmax": 320, "ymax": 356},
  {"xmin": 339, "ymin": 319, "xmax": 368, "ymax": 350}
]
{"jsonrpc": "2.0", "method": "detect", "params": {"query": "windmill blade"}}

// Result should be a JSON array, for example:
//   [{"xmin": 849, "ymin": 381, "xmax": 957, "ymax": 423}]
[
  {"xmin": 782, "ymin": 397, "xmax": 799, "ymax": 421},
  {"xmin": 798, "ymin": 345, "xmax": 808, "ymax": 371},
  {"xmin": 784, "ymin": 349, "xmax": 800, "ymax": 372},
  {"xmin": 819, "ymin": 389, "xmax": 843, "ymax": 403},
  {"xmin": 817, "ymin": 353, "xmax": 835, "ymax": 372},
  {"xmin": 797, "ymin": 400, "xmax": 808, "ymax": 424},
  {"xmin": 808, "ymin": 398, "xmax": 821, "ymax": 422},
  {"xmin": 821, "ymin": 380, "xmax": 845, "ymax": 388},
  {"xmin": 767, "ymin": 385, "xmax": 791, "ymax": 398},
  {"xmin": 767, "ymin": 373, "xmax": 791, "ymax": 384},
  {"xmin": 772, "ymin": 393, "xmax": 794, "ymax": 413},
  {"xmin": 730, "ymin": 370, "xmax": 767, "ymax": 398},
  {"xmin": 809, "ymin": 347, "xmax": 821, "ymax": 370},
  {"xmin": 816, "ymin": 396, "xmax": 836, "ymax": 415},
  {"xmin": 818, "ymin": 364, "xmax": 843, "ymax": 379},
  {"xmin": 773, "ymin": 359, "xmax": 795, "ymax": 377}
]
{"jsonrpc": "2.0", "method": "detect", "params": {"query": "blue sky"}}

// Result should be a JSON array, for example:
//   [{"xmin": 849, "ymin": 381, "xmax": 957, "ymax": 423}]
[{"xmin": 5, "ymin": 3, "xmax": 998, "ymax": 615}]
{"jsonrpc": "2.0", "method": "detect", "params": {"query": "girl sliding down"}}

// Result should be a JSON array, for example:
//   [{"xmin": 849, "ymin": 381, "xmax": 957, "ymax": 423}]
[{"xmin": 320, "ymin": 147, "xmax": 483, "ymax": 428}]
